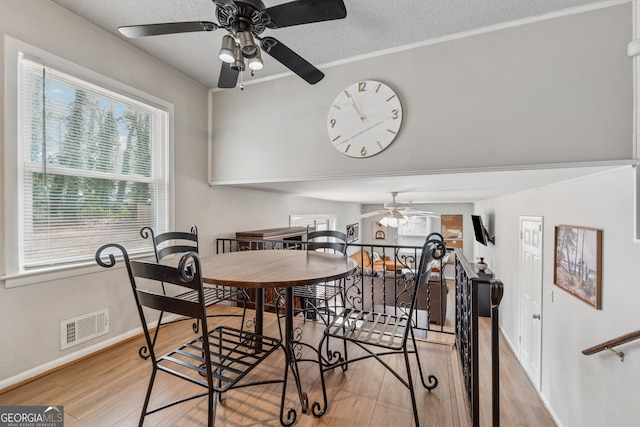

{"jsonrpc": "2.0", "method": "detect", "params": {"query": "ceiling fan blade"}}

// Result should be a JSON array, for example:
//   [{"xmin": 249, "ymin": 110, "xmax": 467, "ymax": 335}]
[
  {"xmin": 118, "ymin": 21, "xmax": 218, "ymax": 38},
  {"xmin": 399, "ymin": 209, "xmax": 440, "ymax": 219},
  {"xmin": 391, "ymin": 210, "xmax": 405, "ymax": 220},
  {"xmin": 259, "ymin": 36, "xmax": 324, "ymax": 84},
  {"xmin": 218, "ymin": 62, "xmax": 239, "ymax": 88},
  {"xmin": 354, "ymin": 209, "xmax": 388, "ymax": 219},
  {"xmin": 403, "ymin": 209, "xmax": 436, "ymax": 215},
  {"xmin": 265, "ymin": 0, "xmax": 346, "ymax": 29}
]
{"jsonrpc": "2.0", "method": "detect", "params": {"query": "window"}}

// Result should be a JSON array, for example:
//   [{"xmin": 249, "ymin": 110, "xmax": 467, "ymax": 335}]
[
  {"xmin": 397, "ymin": 216, "xmax": 440, "ymax": 246},
  {"xmin": 289, "ymin": 214, "xmax": 337, "ymax": 232},
  {"xmin": 6, "ymin": 48, "xmax": 170, "ymax": 279}
]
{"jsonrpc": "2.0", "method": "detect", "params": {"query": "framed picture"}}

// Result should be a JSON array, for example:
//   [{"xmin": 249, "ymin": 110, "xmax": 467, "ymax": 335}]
[
  {"xmin": 346, "ymin": 223, "xmax": 359, "ymax": 243},
  {"xmin": 441, "ymin": 214, "xmax": 463, "ymax": 239},
  {"xmin": 373, "ymin": 221, "xmax": 387, "ymax": 240},
  {"xmin": 553, "ymin": 225, "xmax": 602, "ymax": 309}
]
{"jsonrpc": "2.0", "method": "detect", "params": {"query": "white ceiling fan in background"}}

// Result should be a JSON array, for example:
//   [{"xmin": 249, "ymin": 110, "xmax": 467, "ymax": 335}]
[{"xmin": 355, "ymin": 192, "xmax": 439, "ymax": 227}]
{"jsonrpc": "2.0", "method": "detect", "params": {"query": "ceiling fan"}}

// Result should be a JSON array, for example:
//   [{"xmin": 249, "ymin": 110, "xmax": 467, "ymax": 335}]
[
  {"xmin": 356, "ymin": 192, "xmax": 438, "ymax": 227},
  {"xmin": 118, "ymin": 0, "xmax": 347, "ymax": 89}
]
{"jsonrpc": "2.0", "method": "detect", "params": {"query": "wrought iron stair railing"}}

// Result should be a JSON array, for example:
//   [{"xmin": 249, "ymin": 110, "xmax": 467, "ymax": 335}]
[{"xmin": 454, "ymin": 248, "xmax": 504, "ymax": 427}]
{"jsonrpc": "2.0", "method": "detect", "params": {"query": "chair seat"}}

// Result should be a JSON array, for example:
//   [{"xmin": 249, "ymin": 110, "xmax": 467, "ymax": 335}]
[
  {"xmin": 324, "ymin": 307, "xmax": 411, "ymax": 350},
  {"xmin": 176, "ymin": 286, "xmax": 245, "ymax": 306},
  {"xmin": 292, "ymin": 283, "xmax": 342, "ymax": 301},
  {"xmin": 158, "ymin": 325, "xmax": 282, "ymax": 392}
]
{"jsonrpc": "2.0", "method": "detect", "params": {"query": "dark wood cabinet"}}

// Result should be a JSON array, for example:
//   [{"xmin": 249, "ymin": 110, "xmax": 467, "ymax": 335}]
[
  {"xmin": 234, "ymin": 227, "xmax": 311, "ymax": 311},
  {"xmin": 235, "ymin": 226, "xmax": 309, "ymax": 250}
]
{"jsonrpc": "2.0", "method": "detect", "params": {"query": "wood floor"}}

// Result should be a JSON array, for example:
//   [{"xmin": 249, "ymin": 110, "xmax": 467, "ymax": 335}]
[{"xmin": 0, "ymin": 305, "xmax": 555, "ymax": 426}]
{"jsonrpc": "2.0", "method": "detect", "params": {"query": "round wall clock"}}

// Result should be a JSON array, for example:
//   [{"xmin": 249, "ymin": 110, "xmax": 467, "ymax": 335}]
[{"xmin": 327, "ymin": 80, "xmax": 403, "ymax": 158}]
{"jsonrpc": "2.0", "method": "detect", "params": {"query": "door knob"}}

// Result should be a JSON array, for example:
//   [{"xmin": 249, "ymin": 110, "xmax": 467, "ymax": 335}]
[{"xmin": 532, "ymin": 314, "xmax": 541, "ymax": 319}]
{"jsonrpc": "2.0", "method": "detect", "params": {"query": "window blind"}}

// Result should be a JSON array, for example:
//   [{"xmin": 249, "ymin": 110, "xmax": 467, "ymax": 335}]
[{"xmin": 17, "ymin": 55, "xmax": 169, "ymax": 269}]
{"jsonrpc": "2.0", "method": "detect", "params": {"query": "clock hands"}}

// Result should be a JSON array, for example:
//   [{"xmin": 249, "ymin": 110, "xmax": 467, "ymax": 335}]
[
  {"xmin": 351, "ymin": 99, "xmax": 366, "ymax": 123},
  {"xmin": 346, "ymin": 90, "xmax": 366, "ymax": 123},
  {"xmin": 335, "ymin": 117, "xmax": 391, "ymax": 146}
]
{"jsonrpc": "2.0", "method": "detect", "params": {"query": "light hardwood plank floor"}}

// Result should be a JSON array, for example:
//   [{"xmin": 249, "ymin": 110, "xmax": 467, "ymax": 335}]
[{"xmin": 0, "ymin": 304, "xmax": 554, "ymax": 426}]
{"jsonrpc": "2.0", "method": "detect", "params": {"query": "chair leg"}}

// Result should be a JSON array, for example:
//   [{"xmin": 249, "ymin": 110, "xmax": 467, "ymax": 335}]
[
  {"xmin": 139, "ymin": 311, "xmax": 165, "ymax": 359},
  {"xmin": 334, "ymin": 287, "xmax": 349, "ymax": 371},
  {"xmin": 139, "ymin": 366, "xmax": 158, "ymax": 427},
  {"xmin": 410, "ymin": 327, "xmax": 438, "ymax": 390},
  {"xmin": 208, "ymin": 390, "xmax": 217, "ymax": 427},
  {"xmin": 313, "ymin": 335, "xmax": 329, "ymax": 417},
  {"xmin": 339, "ymin": 315, "xmax": 350, "ymax": 372},
  {"xmin": 279, "ymin": 344, "xmax": 297, "ymax": 426},
  {"xmin": 403, "ymin": 348, "xmax": 421, "ymax": 427},
  {"xmin": 238, "ymin": 292, "xmax": 249, "ymax": 333},
  {"xmin": 273, "ymin": 290, "xmax": 285, "ymax": 341}
]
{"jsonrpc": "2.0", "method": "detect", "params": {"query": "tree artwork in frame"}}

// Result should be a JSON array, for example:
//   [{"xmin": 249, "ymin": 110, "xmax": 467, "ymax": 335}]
[{"xmin": 553, "ymin": 225, "xmax": 602, "ymax": 309}]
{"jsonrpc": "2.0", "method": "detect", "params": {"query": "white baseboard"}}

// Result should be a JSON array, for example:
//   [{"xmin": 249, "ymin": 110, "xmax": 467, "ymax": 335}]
[
  {"xmin": 539, "ymin": 392, "xmax": 564, "ymax": 427},
  {"xmin": 500, "ymin": 325, "xmax": 519, "ymax": 355},
  {"xmin": 498, "ymin": 324, "xmax": 563, "ymax": 427},
  {"xmin": 0, "ymin": 328, "xmax": 142, "ymax": 391},
  {"xmin": 0, "ymin": 314, "xmax": 179, "ymax": 391}
]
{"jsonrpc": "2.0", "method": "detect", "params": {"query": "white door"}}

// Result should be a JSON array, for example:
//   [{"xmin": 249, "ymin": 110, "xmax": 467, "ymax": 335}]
[{"xmin": 519, "ymin": 216, "xmax": 543, "ymax": 391}]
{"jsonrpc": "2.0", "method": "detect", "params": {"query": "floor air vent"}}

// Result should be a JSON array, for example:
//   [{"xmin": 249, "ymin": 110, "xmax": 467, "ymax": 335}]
[{"xmin": 61, "ymin": 309, "xmax": 109, "ymax": 350}]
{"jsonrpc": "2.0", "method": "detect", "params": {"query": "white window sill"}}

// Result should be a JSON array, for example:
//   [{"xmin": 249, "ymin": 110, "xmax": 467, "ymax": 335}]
[{"xmin": 3, "ymin": 251, "xmax": 155, "ymax": 288}]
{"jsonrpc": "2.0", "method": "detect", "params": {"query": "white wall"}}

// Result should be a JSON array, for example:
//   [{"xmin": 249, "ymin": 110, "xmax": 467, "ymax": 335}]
[
  {"xmin": 209, "ymin": 4, "xmax": 632, "ymax": 185},
  {"xmin": 0, "ymin": 0, "xmax": 360, "ymax": 387},
  {"xmin": 475, "ymin": 166, "xmax": 640, "ymax": 427}
]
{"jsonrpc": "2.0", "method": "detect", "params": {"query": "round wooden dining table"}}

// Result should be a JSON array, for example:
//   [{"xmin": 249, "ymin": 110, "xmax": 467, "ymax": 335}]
[
  {"xmin": 199, "ymin": 249, "xmax": 356, "ymax": 414},
  {"xmin": 200, "ymin": 249, "xmax": 356, "ymax": 289}
]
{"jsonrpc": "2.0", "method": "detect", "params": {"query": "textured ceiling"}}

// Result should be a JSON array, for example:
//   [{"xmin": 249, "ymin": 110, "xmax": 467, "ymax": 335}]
[
  {"xmin": 48, "ymin": 0, "xmax": 622, "ymax": 204},
  {"xmin": 50, "ymin": 0, "xmax": 604, "ymax": 89}
]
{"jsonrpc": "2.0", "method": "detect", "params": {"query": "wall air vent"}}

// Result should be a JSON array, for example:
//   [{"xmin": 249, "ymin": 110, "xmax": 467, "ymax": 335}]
[{"xmin": 60, "ymin": 309, "xmax": 109, "ymax": 350}]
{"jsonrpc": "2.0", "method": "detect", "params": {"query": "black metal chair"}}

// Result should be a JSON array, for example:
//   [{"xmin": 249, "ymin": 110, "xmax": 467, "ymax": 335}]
[
  {"xmin": 313, "ymin": 237, "xmax": 445, "ymax": 426},
  {"xmin": 95, "ymin": 244, "xmax": 293, "ymax": 427},
  {"xmin": 139, "ymin": 226, "xmax": 248, "ymax": 359},
  {"xmin": 291, "ymin": 229, "xmax": 348, "ymax": 324}
]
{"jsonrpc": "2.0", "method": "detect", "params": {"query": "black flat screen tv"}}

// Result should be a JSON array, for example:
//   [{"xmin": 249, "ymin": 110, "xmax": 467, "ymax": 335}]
[{"xmin": 471, "ymin": 215, "xmax": 495, "ymax": 246}]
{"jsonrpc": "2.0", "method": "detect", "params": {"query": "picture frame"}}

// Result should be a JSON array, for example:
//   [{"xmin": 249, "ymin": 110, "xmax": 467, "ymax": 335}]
[
  {"xmin": 373, "ymin": 221, "xmax": 387, "ymax": 240},
  {"xmin": 441, "ymin": 214, "xmax": 463, "ymax": 239},
  {"xmin": 553, "ymin": 225, "xmax": 602, "ymax": 309},
  {"xmin": 346, "ymin": 223, "xmax": 359, "ymax": 243}
]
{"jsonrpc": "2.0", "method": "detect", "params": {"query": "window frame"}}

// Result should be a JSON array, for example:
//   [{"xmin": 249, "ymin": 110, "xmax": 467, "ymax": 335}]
[
  {"xmin": 3, "ymin": 36, "xmax": 174, "ymax": 287},
  {"xmin": 289, "ymin": 214, "xmax": 337, "ymax": 231}
]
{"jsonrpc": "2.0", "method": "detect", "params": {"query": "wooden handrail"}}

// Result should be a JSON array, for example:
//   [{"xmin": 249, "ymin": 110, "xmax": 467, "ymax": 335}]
[{"xmin": 582, "ymin": 330, "xmax": 640, "ymax": 361}]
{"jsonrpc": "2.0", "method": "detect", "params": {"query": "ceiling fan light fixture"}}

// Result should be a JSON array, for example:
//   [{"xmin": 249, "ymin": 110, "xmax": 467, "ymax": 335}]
[
  {"xmin": 248, "ymin": 49, "xmax": 263, "ymax": 70},
  {"xmin": 218, "ymin": 34, "xmax": 236, "ymax": 63},
  {"xmin": 230, "ymin": 44, "xmax": 245, "ymax": 72},
  {"xmin": 238, "ymin": 31, "xmax": 258, "ymax": 58},
  {"xmin": 379, "ymin": 216, "xmax": 408, "ymax": 228}
]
